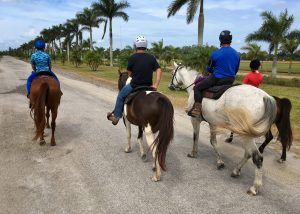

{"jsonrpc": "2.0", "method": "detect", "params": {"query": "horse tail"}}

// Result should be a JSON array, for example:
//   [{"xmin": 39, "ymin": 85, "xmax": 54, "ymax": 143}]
[
  {"xmin": 276, "ymin": 97, "xmax": 293, "ymax": 150},
  {"xmin": 33, "ymin": 82, "xmax": 48, "ymax": 141},
  {"xmin": 217, "ymin": 96, "xmax": 277, "ymax": 137},
  {"xmin": 152, "ymin": 96, "xmax": 174, "ymax": 171}
]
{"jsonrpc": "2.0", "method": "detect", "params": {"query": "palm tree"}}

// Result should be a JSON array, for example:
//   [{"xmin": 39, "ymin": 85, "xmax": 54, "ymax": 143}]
[
  {"xmin": 76, "ymin": 8, "xmax": 105, "ymax": 50},
  {"xmin": 92, "ymin": 0, "xmax": 130, "ymax": 67},
  {"xmin": 151, "ymin": 39, "xmax": 164, "ymax": 59},
  {"xmin": 241, "ymin": 43, "xmax": 267, "ymax": 60},
  {"xmin": 168, "ymin": 0, "xmax": 204, "ymax": 46},
  {"xmin": 281, "ymin": 38, "xmax": 299, "ymax": 73},
  {"xmin": 246, "ymin": 9, "xmax": 294, "ymax": 78}
]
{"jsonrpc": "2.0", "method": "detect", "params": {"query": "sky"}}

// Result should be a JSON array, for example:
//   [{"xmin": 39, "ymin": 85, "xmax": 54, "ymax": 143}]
[{"xmin": 0, "ymin": 0, "xmax": 300, "ymax": 51}]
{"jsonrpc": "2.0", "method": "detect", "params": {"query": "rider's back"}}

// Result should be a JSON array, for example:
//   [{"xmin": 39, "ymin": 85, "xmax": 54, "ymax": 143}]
[
  {"xmin": 128, "ymin": 53, "xmax": 160, "ymax": 88},
  {"xmin": 210, "ymin": 46, "xmax": 240, "ymax": 78},
  {"xmin": 30, "ymin": 50, "xmax": 51, "ymax": 73}
]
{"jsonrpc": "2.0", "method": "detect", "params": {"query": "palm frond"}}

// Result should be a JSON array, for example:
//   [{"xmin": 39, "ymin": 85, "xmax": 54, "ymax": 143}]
[{"xmin": 167, "ymin": 0, "xmax": 189, "ymax": 17}]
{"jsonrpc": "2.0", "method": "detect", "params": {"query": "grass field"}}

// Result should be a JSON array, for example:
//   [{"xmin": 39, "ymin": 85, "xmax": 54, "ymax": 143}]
[
  {"xmin": 53, "ymin": 61, "xmax": 299, "ymax": 142},
  {"xmin": 240, "ymin": 60, "xmax": 300, "ymax": 76}
]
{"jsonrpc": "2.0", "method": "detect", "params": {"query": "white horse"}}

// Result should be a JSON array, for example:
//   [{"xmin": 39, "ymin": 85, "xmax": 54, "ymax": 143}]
[{"xmin": 168, "ymin": 62, "xmax": 279, "ymax": 195}]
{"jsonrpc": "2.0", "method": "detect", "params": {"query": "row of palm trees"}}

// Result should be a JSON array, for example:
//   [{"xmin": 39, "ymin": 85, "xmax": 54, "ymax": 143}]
[
  {"xmin": 24, "ymin": 0, "xmax": 130, "ymax": 67},
  {"xmin": 4, "ymin": 0, "xmax": 300, "ymax": 77}
]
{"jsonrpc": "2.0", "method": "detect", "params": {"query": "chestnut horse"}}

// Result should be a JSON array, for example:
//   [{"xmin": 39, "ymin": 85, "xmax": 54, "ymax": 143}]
[
  {"xmin": 118, "ymin": 71, "xmax": 174, "ymax": 181},
  {"xmin": 30, "ymin": 75, "xmax": 61, "ymax": 146}
]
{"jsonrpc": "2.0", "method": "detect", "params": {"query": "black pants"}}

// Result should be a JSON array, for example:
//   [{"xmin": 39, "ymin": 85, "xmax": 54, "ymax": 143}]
[{"xmin": 194, "ymin": 75, "xmax": 235, "ymax": 102}]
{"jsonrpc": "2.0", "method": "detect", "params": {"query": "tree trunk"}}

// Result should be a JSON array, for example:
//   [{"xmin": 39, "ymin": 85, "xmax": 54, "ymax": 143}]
[
  {"xmin": 90, "ymin": 27, "xmax": 93, "ymax": 50},
  {"xmin": 59, "ymin": 38, "xmax": 62, "ymax": 54},
  {"xmin": 288, "ymin": 59, "xmax": 292, "ymax": 74},
  {"xmin": 67, "ymin": 41, "xmax": 70, "ymax": 62},
  {"xmin": 109, "ymin": 18, "xmax": 113, "ymax": 67},
  {"xmin": 271, "ymin": 44, "xmax": 278, "ymax": 78},
  {"xmin": 198, "ymin": 0, "xmax": 204, "ymax": 46}
]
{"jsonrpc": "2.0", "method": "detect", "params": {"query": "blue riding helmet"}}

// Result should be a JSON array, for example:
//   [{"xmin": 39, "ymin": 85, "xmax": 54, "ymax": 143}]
[{"xmin": 34, "ymin": 39, "xmax": 45, "ymax": 50}]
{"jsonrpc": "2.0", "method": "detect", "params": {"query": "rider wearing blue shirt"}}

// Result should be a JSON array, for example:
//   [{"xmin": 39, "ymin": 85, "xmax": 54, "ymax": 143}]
[
  {"xmin": 189, "ymin": 30, "xmax": 240, "ymax": 118},
  {"xmin": 26, "ymin": 39, "xmax": 59, "ymax": 97}
]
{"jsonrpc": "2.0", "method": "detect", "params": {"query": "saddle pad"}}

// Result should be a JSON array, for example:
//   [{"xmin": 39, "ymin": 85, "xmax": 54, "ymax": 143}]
[
  {"xmin": 202, "ymin": 84, "xmax": 238, "ymax": 100},
  {"xmin": 124, "ymin": 86, "xmax": 156, "ymax": 105}
]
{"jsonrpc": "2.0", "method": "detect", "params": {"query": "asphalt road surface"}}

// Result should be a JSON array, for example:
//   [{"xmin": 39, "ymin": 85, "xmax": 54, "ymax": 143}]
[{"xmin": 1, "ymin": 56, "xmax": 300, "ymax": 214}]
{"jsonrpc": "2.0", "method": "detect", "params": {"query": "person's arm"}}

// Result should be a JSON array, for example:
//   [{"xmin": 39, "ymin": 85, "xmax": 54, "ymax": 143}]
[
  {"xmin": 235, "ymin": 54, "xmax": 241, "ymax": 74},
  {"xmin": 30, "ymin": 55, "xmax": 36, "ymax": 72},
  {"xmin": 152, "ymin": 68, "xmax": 162, "ymax": 89}
]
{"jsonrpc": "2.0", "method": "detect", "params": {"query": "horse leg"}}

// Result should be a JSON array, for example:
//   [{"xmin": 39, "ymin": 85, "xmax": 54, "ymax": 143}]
[
  {"xmin": 258, "ymin": 130, "xmax": 273, "ymax": 154},
  {"xmin": 248, "ymin": 148, "xmax": 263, "ymax": 196},
  {"xmin": 225, "ymin": 132, "xmax": 234, "ymax": 143},
  {"xmin": 124, "ymin": 117, "xmax": 132, "ymax": 153},
  {"xmin": 187, "ymin": 117, "xmax": 200, "ymax": 158},
  {"xmin": 137, "ymin": 126, "xmax": 146, "ymax": 162},
  {"xmin": 210, "ymin": 125, "xmax": 225, "ymax": 169},
  {"xmin": 279, "ymin": 143, "xmax": 287, "ymax": 163},
  {"xmin": 145, "ymin": 124, "xmax": 161, "ymax": 182},
  {"xmin": 231, "ymin": 137, "xmax": 255, "ymax": 178},
  {"xmin": 50, "ymin": 108, "xmax": 57, "ymax": 146},
  {"xmin": 46, "ymin": 107, "xmax": 50, "ymax": 128},
  {"xmin": 39, "ymin": 132, "xmax": 46, "ymax": 145}
]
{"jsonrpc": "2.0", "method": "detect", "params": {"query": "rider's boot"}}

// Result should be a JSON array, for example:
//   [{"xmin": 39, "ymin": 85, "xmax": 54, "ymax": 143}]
[
  {"xmin": 107, "ymin": 112, "xmax": 119, "ymax": 125},
  {"xmin": 187, "ymin": 102, "xmax": 202, "ymax": 118},
  {"xmin": 27, "ymin": 93, "xmax": 32, "ymax": 109}
]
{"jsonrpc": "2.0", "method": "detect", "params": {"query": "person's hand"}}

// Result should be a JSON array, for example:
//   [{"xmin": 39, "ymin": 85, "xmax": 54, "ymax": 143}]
[{"xmin": 151, "ymin": 84, "xmax": 158, "ymax": 90}]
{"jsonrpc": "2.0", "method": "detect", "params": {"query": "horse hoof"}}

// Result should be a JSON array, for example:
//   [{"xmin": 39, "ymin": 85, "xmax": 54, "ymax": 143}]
[
  {"xmin": 141, "ymin": 154, "xmax": 147, "ymax": 162},
  {"xmin": 247, "ymin": 187, "xmax": 258, "ymax": 196},
  {"xmin": 51, "ymin": 142, "xmax": 56, "ymax": 146},
  {"xmin": 277, "ymin": 159, "xmax": 285, "ymax": 164},
  {"xmin": 124, "ymin": 148, "xmax": 132, "ymax": 153},
  {"xmin": 225, "ymin": 138, "xmax": 233, "ymax": 143},
  {"xmin": 231, "ymin": 170, "xmax": 240, "ymax": 178},
  {"xmin": 217, "ymin": 163, "xmax": 225, "ymax": 170},
  {"xmin": 39, "ymin": 140, "xmax": 46, "ymax": 146},
  {"xmin": 187, "ymin": 153, "xmax": 197, "ymax": 158},
  {"xmin": 151, "ymin": 176, "xmax": 160, "ymax": 182}
]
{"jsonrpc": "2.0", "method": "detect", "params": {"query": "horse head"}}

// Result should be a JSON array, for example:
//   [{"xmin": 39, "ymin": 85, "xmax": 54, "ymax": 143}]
[
  {"xmin": 168, "ymin": 61, "xmax": 184, "ymax": 91},
  {"xmin": 118, "ymin": 71, "xmax": 129, "ymax": 91}
]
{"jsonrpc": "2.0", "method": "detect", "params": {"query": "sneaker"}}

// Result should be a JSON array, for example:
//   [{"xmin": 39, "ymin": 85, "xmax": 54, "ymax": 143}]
[{"xmin": 107, "ymin": 112, "xmax": 119, "ymax": 125}]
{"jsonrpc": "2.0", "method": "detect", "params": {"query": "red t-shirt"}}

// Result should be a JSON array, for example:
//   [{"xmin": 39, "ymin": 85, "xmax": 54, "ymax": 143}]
[{"xmin": 242, "ymin": 71, "xmax": 263, "ymax": 88}]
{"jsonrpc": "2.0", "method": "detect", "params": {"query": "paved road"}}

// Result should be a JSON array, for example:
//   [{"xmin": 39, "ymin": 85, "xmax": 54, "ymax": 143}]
[{"xmin": 1, "ymin": 56, "xmax": 300, "ymax": 214}]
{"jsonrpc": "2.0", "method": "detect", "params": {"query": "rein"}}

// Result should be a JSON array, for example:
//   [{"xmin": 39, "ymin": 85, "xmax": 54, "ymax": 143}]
[{"xmin": 170, "ymin": 65, "xmax": 195, "ymax": 91}]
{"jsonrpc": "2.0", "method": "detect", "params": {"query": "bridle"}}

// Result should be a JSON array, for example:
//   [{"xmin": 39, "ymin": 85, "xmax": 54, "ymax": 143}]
[{"xmin": 169, "ymin": 64, "xmax": 195, "ymax": 91}]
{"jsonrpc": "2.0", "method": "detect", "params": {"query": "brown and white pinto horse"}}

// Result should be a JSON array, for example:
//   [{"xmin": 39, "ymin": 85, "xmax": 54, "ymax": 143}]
[
  {"xmin": 118, "ymin": 71, "xmax": 174, "ymax": 181},
  {"xmin": 30, "ymin": 75, "xmax": 62, "ymax": 146}
]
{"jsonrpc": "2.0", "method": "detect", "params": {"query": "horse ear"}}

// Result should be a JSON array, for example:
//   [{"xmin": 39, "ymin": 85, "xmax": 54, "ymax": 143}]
[{"xmin": 173, "ymin": 61, "xmax": 178, "ymax": 68}]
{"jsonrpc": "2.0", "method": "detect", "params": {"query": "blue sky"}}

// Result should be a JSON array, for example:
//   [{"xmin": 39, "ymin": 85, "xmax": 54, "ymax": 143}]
[{"xmin": 0, "ymin": 0, "xmax": 300, "ymax": 51}]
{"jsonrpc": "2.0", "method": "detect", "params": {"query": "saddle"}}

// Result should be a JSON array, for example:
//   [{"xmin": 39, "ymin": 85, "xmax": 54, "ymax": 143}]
[
  {"xmin": 202, "ymin": 84, "xmax": 239, "ymax": 100},
  {"xmin": 124, "ymin": 86, "xmax": 156, "ymax": 105}
]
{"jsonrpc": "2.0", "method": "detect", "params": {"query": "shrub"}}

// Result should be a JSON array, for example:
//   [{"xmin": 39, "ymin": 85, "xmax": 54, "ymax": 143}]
[
  {"xmin": 71, "ymin": 48, "xmax": 82, "ymax": 67},
  {"xmin": 84, "ymin": 51, "xmax": 103, "ymax": 71}
]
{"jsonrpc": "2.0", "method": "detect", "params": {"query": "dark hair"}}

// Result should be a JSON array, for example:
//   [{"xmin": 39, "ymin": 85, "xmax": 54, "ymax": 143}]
[{"xmin": 250, "ymin": 59, "xmax": 261, "ymax": 71}]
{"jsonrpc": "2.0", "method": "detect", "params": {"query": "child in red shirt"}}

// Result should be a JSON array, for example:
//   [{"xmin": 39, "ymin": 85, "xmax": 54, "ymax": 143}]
[{"xmin": 242, "ymin": 59, "xmax": 263, "ymax": 88}]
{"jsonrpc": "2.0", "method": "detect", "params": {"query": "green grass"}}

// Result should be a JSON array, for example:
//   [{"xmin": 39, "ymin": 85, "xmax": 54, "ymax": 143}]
[
  {"xmin": 53, "ymin": 61, "xmax": 299, "ymax": 142},
  {"xmin": 240, "ymin": 60, "xmax": 300, "ymax": 75}
]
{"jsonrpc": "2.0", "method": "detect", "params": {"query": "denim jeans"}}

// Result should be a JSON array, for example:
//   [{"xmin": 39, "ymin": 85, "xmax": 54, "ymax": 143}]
[
  {"xmin": 113, "ymin": 84, "xmax": 133, "ymax": 118},
  {"xmin": 26, "ymin": 71, "xmax": 59, "ymax": 94}
]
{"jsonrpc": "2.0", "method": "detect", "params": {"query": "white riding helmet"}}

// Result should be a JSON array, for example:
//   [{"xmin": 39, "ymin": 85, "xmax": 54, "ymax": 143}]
[{"xmin": 134, "ymin": 35, "xmax": 147, "ymax": 49}]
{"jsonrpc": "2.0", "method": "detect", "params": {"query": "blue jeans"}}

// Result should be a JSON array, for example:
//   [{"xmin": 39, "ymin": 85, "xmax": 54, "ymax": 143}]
[
  {"xmin": 113, "ymin": 84, "xmax": 133, "ymax": 118},
  {"xmin": 26, "ymin": 71, "xmax": 59, "ymax": 94}
]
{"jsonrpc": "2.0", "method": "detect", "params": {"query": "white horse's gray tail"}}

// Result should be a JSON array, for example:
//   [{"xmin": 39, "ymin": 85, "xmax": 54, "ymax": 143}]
[{"xmin": 216, "ymin": 96, "xmax": 277, "ymax": 137}]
